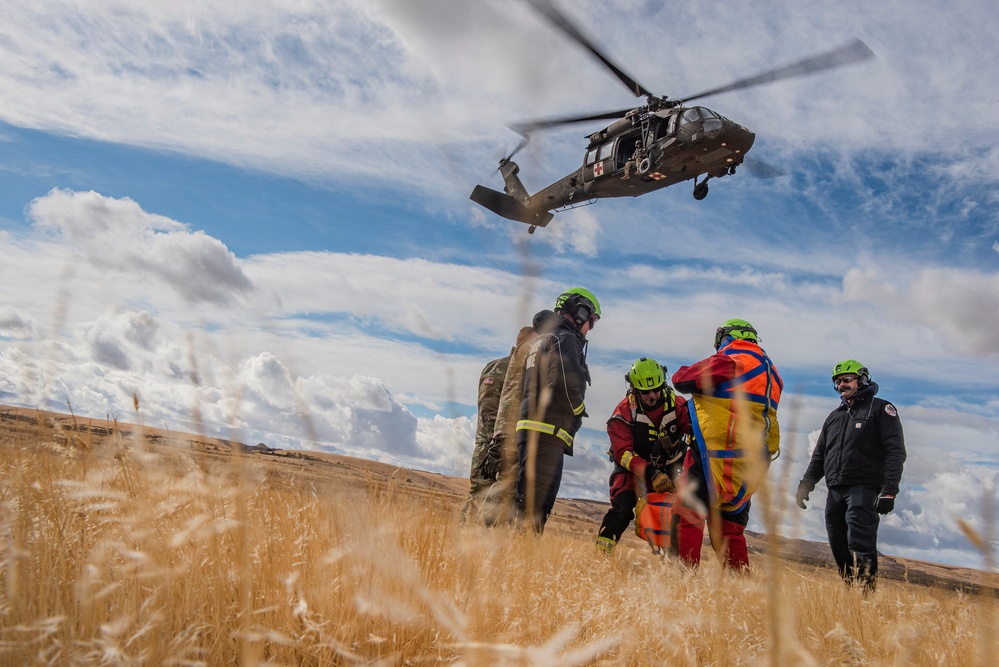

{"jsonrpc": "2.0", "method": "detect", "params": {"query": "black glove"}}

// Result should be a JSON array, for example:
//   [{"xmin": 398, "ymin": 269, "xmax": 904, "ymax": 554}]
[
  {"xmin": 875, "ymin": 493, "xmax": 895, "ymax": 514},
  {"xmin": 478, "ymin": 436, "xmax": 503, "ymax": 481},
  {"xmin": 795, "ymin": 481, "xmax": 813, "ymax": 510}
]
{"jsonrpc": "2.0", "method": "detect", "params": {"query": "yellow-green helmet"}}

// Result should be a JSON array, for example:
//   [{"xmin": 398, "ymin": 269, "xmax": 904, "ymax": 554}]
[
  {"xmin": 554, "ymin": 287, "xmax": 601, "ymax": 328},
  {"xmin": 628, "ymin": 357, "xmax": 666, "ymax": 391},
  {"xmin": 832, "ymin": 359, "xmax": 870, "ymax": 385},
  {"xmin": 714, "ymin": 318, "xmax": 758, "ymax": 350}
]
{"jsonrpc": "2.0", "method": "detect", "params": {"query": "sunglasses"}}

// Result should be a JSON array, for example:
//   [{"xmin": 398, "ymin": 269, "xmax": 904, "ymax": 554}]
[
  {"xmin": 637, "ymin": 387, "xmax": 662, "ymax": 396},
  {"xmin": 834, "ymin": 375, "xmax": 857, "ymax": 385}
]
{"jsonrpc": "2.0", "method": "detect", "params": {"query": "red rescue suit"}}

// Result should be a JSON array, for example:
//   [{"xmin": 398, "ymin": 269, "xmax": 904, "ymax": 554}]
[{"xmin": 596, "ymin": 389, "xmax": 691, "ymax": 551}]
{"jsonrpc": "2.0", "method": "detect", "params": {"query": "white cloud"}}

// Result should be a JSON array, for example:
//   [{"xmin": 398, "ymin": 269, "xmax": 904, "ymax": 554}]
[
  {"xmin": 842, "ymin": 266, "xmax": 999, "ymax": 356},
  {"xmin": 0, "ymin": 305, "xmax": 36, "ymax": 339},
  {"xmin": 28, "ymin": 189, "xmax": 252, "ymax": 305}
]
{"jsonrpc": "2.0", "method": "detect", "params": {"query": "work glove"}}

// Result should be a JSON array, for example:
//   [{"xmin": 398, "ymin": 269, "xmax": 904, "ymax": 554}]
[
  {"xmin": 478, "ymin": 436, "xmax": 503, "ymax": 481},
  {"xmin": 875, "ymin": 493, "xmax": 895, "ymax": 515},
  {"xmin": 795, "ymin": 481, "xmax": 813, "ymax": 510},
  {"xmin": 647, "ymin": 468, "xmax": 675, "ymax": 494}
]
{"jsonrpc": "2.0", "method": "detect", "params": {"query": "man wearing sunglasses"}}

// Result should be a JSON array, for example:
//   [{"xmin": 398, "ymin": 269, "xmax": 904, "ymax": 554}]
[
  {"xmin": 515, "ymin": 287, "xmax": 600, "ymax": 533},
  {"xmin": 596, "ymin": 358, "xmax": 691, "ymax": 554},
  {"xmin": 795, "ymin": 360, "xmax": 906, "ymax": 591}
]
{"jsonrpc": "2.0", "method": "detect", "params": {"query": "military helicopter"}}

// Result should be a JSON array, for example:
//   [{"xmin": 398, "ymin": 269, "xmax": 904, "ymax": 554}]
[{"xmin": 470, "ymin": 0, "xmax": 874, "ymax": 233}]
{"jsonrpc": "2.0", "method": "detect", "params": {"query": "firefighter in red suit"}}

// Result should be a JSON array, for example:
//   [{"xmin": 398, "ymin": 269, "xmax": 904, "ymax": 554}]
[
  {"xmin": 672, "ymin": 319, "xmax": 782, "ymax": 571},
  {"xmin": 596, "ymin": 358, "xmax": 691, "ymax": 554}
]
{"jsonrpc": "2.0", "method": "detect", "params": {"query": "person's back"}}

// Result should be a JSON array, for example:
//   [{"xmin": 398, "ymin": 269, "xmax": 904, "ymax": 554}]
[
  {"xmin": 672, "ymin": 318, "xmax": 782, "ymax": 570},
  {"xmin": 678, "ymin": 336, "xmax": 782, "ymax": 512}
]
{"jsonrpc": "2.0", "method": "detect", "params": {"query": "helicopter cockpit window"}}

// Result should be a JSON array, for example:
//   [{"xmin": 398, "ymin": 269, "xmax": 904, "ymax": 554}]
[
  {"xmin": 585, "ymin": 148, "xmax": 598, "ymax": 165},
  {"xmin": 700, "ymin": 107, "xmax": 723, "ymax": 138},
  {"xmin": 681, "ymin": 108, "xmax": 702, "ymax": 125}
]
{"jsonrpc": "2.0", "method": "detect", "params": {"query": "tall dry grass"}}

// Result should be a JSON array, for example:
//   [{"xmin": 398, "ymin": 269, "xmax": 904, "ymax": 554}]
[{"xmin": 1, "ymin": 415, "xmax": 996, "ymax": 666}]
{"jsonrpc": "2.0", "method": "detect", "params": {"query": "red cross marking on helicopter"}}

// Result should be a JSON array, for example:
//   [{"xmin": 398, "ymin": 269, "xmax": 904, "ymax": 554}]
[{"xmin": 593, "ymin": 162, "xmax": 604, "ymax": 177}]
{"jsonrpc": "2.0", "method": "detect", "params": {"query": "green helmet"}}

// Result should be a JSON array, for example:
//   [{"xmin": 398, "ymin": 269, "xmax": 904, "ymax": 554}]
[
  {"xmin": 554, "ymin": 287, "xmax": 601, "ymax": 328},
  {"xmin": 714, "ymin": 318, "xmax": 759, "ymax": 350},
  {"xmin": 628, "ymin": 357, "xmax": 666, "ymax": 391},
  {"xmin": 832, "ymin": 359, "xmax": 870, "ymax": 385}
]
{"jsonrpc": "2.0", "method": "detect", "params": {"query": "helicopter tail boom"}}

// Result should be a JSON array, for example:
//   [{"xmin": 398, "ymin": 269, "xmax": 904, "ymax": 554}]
[{"xmin": 470, "ymin": 185, "xmax": 554, "ymax": 228}]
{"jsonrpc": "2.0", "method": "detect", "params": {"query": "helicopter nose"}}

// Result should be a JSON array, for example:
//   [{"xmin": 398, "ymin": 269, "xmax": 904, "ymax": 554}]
[{"xmin": 717, "ymin": 120, "xmax": 755, "ymax": 157}]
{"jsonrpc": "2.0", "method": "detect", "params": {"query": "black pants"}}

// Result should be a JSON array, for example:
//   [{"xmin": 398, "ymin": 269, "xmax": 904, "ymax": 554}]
[
  {"xmin": 825, "ymin": 485, "xmax": 880, "ymax": 585},
  {"xmin": 515, "ymin": 434, "xmax": 565, "ymax": 533},
  {"xmin": 597, "ymin": 482, "xmax": 636, "ymax": 542}
]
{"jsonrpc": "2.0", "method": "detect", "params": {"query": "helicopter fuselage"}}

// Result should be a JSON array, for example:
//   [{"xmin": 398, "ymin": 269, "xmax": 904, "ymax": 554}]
[
  {"xmin": 531, "ymin": 106, "xmax": 754, "ymax": 210},
  {"xmin": 470, "ymin": 105, "xmax": 755, "ymax": 230}
]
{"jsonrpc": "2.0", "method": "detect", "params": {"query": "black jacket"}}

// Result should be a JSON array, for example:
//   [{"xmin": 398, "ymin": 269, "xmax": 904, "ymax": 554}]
[
  {"xmin": 801, "ymin": 382, "xmax": 906, "ymax": 495},
  {"xmin": 518, "ymin": 310, "xmax": 589, "ymax": 455}
]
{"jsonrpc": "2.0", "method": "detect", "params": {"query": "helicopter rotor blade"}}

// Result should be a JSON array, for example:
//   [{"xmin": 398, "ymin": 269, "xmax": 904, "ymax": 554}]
[
  {"xmin": 504, "ymin": 135, "xmax": 530, "ymax": 162},
  {"xmin": 528, "ymin": 0, "xmax": 653, "ymax": 99},
  {"xmin": 510, "ymin": 108, "xmax": 633, "ymax": 136},
  {"xmin": 681, "ymin": 38, "xmax": 875, "ymax": 103}
]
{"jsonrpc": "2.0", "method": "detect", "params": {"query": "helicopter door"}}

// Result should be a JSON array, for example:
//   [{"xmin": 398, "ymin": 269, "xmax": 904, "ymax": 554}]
[{"xmin": 584, "ymin": 141, "xmax": 616, "ymax": 181}]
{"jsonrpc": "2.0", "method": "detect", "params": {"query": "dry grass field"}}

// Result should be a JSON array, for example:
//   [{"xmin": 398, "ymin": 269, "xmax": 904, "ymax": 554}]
[{"xmin": 1, "ymin": 405, "xmax": 996, "ymax": 665}]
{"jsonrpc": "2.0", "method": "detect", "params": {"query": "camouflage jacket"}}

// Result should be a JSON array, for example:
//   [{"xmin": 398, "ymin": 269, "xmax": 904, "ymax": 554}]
[{"xmin": 474, "ymin": 352, "xmax": 513, "ymax": 455}]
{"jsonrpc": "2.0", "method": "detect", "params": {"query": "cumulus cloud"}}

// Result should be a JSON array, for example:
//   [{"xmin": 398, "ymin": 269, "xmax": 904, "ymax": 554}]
[
  {"xmin": 842, "ymin": 266, "xmax": 999, "ymax": 356},
  {"xmin": 0, "ymin": 305, "xmax": 36, "ymax": 339},
  {"xmin": 0, "ymin": 306, "xmax": 465, "ymax": 472},
  {"xmin": 27, "ymin": 189, "xmax": 253, "ymax": 305}
]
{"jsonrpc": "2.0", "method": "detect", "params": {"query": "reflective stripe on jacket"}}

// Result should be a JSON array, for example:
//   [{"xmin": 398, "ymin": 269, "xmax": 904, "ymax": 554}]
[{"xmin": 517, "ymin": 419, "xmax": 574, "ymax": 448}]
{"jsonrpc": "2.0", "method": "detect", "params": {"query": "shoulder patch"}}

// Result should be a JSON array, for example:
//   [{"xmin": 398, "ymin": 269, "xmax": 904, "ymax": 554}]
[
  {"xmin": 885, "ymin": 404, "xmax": 897, "ymax": 417},
  {"xmin": 483, "ymin": 377, "xmax": 495, "ymax": 385}
]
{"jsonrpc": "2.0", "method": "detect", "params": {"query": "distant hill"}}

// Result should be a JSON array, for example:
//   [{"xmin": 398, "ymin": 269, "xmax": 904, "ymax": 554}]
[{"xmin": 1, "ymin": 404, "xmax": 991, "ymax": 594}]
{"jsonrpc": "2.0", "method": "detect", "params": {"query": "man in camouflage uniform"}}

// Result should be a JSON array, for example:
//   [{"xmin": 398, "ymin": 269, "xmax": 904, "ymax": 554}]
[
  {"xmin": 480, "ymin": 322, "xmax": 539, "ymax": 526},
  {"xmin": 460, "ymin": 325, "xmax": 536, "ymax": 523}
]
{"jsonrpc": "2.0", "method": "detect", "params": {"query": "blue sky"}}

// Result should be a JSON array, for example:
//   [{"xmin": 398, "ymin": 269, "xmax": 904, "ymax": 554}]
[{"xmin": 1, "ymin": 0, "xmax": 998, "ymax": 569}]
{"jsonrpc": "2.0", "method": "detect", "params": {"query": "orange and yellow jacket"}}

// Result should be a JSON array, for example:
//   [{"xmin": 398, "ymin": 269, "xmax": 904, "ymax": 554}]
[{"xmin": 672, "ymin": 338, "xmax": 782, "ymax": 514}]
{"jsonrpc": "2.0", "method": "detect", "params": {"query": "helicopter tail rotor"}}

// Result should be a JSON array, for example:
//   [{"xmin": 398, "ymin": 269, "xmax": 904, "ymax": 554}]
[{"xmin": 503, "ymin": 135, "xmax": 530, "ymax": 163}]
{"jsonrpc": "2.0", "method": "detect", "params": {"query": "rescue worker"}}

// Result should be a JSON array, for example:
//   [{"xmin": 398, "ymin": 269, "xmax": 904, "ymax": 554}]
[
  {"xmin": 460, "ymin": 325, "xmax": 536, "ymax": 523},
  {"xmin": 795, "ymin": 360, "xmax": 906, "ymax": 591},
  {"xmin": 479, "ymin": 322, "xmax": 540, "ymax": 526},
  {"xmin": 596, "ymin": 358, "xmax": 691, "ymax": 554},
  {"xmin": 672, "ymin": 318, "xmax": 783, "ymax": 571},
  {"xmin": 515, "ymin": 287, "xmax": 600, "ymax": 533}
]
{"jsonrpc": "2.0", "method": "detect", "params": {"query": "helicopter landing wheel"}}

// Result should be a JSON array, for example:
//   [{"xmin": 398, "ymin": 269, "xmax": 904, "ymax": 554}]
[
  {"xmin": 528, "ymin": 225, "xmax": 537, "ymax": 234},
  {"xmin": 693, "ymin": 181, "xmax": 709, "ymax": 201}
]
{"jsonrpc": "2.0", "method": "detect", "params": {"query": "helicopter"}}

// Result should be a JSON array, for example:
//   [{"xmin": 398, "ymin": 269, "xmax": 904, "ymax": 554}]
[{"xmin": 470, "ymin": 0, "xmax": 875, "ymax": 233}]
